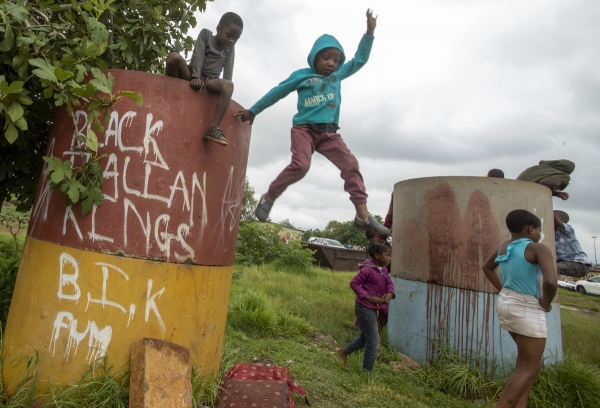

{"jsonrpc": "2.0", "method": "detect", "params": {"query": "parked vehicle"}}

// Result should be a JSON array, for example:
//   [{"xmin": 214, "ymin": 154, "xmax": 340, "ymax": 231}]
[
  {"xmin": 558, "ymin": 278, "xmax": 576, "ymax": 291},
  {"xmin": 575, "ymin": 276, "xmax": 600, "ymax": 295},
  {"xmin": 306, "ymin": 237, "xmax": 345, "ymax": 248}
]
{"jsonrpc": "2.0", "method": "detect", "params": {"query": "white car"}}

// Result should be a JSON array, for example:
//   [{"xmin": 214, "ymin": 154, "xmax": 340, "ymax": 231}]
[
  {"xmin": 307, "ymin": 237, "xmax": 345, "ymax": 248},
  {"xmin": 558, "ymin": 279, "xmax": 576, "ymax": 291},
  {"xmin": 575, "ymin": 276, "xmax": 600, "ymax": 295}
]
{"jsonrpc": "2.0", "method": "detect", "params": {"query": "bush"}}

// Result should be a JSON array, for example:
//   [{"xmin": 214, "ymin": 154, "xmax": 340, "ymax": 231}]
[
  {"xmin": 0, "ymin": 235, "xmax": 20, "ymax": 329},
  {"xmin": 0, "ymin": 204, "xmax": 28, "ymax": 329},
  {"xmin": 228, "ymin": 291, "xmax": 311, "ymax": 338},
  {"xmin": 235, "ymin": 223, "xmax": 314, "ymax": 269}
]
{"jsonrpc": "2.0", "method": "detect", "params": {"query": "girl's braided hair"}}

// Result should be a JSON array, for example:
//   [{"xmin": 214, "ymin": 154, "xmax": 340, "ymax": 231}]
[
  {"xmin": 219, "ymin": 12, "xmax": 243, "ymax": 29},
  {"xmin": 367, "ymin": 238, "xmax": 391, "ymax": 260}
]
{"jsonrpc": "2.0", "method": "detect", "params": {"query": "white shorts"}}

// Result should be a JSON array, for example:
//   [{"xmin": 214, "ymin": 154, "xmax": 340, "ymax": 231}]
[{"xmin": 496, "ymin": 288, "xmax": 547, "ymax": 339}]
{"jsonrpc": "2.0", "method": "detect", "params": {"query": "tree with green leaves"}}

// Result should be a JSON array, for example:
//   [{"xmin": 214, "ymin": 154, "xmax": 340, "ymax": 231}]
[
  {"xmin": 240, "ymin": 177, "xmax": 258, "ymax": 223},
  {"xmin": 0, "ymin": 0, "xmax": 212, "ymax": 211}
]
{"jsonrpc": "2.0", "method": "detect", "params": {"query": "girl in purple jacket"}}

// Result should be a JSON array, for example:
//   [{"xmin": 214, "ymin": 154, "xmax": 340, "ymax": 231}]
[{"xmin": 337, "ymin": 239, "xmax": 395, "ymax": 371}]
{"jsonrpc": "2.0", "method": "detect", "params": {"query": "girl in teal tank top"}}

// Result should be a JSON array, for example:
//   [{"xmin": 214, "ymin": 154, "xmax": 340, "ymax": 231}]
[
  {"xmin": 495, "ymin": 238, "xmax": 542, "ymax": 299},
  {"xmin": 482, "ymin": 209, "xmax": 557, "ymax": 408}
]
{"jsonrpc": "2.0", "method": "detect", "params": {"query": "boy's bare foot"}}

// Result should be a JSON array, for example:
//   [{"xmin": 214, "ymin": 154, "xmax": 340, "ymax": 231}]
[
  {"xmin": 336, "ymin": 348, "xmax": 348, "ymax": 366},
  {"xmin": 204, "ymin": 126, "xmax": 228, "ymax": 146}
]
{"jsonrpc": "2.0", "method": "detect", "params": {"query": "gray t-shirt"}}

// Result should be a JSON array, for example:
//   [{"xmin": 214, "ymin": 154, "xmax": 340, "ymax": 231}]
[{"xmin": 189, "ymin": 28, "xmax": 235, "ymax": 80}]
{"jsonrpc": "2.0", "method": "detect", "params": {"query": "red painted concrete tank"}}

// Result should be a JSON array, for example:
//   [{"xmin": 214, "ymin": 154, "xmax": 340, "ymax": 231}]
[
  {"xmin": 391, "ymin": 177, "xmax": 556, "ymax": 292},
  {"xmin": 387, "ymin": 177, "xmax": 563, "ymax": 371},
  {"xmin": 2, "ymin": 70, "xmax": 251, "ymax": 389}
]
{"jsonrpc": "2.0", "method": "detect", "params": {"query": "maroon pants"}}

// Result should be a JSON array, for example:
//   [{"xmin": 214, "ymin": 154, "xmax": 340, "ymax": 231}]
[{"xmin": 267, "ymin": 125, "xmax": 368, "ymax": 204}]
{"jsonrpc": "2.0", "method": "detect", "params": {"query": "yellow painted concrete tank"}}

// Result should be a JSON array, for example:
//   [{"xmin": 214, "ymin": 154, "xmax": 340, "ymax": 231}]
[{"xmin": 2, "ymin": 70, "xmax": 251, "ymax": 390}]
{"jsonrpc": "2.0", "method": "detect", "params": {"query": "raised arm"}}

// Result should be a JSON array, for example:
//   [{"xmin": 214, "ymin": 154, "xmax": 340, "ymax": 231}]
[
  {"xmin": 337, "ymin": 10, "xmax": 376, "ymax": 79},
  {"xmin": 366, "ymin": 8, "xmax": 376, "ymax": 37},
  {"xmin": 553, "ymin": 214, "xmax": 565, "ymax": 231}
]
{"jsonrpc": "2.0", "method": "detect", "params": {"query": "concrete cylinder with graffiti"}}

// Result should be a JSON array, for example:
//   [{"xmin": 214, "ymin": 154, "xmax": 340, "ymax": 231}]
[
  {"xmin": 2, "ymin": 70, "xmax": 251, "ymax": 389},
  {"xmin": 387, "ymin": 177, "xmax": 563, "ymax": 372}
]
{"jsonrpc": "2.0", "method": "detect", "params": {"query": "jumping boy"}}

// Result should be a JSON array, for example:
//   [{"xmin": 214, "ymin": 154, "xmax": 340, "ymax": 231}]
[
  {"xmin": 482, "ymin": 209, "xmax": 557, "ymax": 408},
  {"xmin": 235, "ymin": 9, "xmax": 389, "ymax": 235},
  {"xmin": 165, "ymin": 12, "xmax": 243, "ymax": 146}
]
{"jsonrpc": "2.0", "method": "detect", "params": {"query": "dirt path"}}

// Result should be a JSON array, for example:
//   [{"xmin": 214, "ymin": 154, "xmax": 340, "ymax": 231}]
[{"xmin": 559, "ymin": 304, "xmax": 600, "ymax": 317}]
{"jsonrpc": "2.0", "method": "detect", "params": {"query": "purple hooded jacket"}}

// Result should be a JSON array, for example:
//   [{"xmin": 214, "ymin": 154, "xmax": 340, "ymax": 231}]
[{"xmin": 350, "ymin": 258, "xmax": 395, "ymax": 313}]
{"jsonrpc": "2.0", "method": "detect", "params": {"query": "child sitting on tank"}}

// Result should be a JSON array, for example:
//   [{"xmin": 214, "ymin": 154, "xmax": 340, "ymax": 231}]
[
  {"xmin": 165, "ymin": 12, "xmax": 243, "ymax": 147},
  {"xmin": 554, "ymin": 210, "xmax": 591, "ymax": 278}
]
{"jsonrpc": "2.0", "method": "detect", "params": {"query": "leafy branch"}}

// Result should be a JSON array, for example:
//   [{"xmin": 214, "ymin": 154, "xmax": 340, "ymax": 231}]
[
  {"xmin": 0, "ymin": 0, "xmax": 211, "ymax": 210},
  {"xmin": 42, "ymin": 69, "xmax": 142, "ymax": 215}
]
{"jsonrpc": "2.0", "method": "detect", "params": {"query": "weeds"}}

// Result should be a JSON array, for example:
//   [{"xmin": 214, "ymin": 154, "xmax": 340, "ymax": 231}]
[
  {"xmin": 228, "ymin": 291, "xmax": 311, "ymax": 338},
  {"xmin": 417, "ymin": 347, "xmax": 503, "ymax": 402},
  {"xmin": 529, "ymin": 356, "xmax": 600, "ymax": 408},
  {"xmin": 43, "ymin": 359, "xmax": 129, "ymax": 407},
  {"xmin": 416, "ymin": 345, "xmax": 600, "ymax": 408}
]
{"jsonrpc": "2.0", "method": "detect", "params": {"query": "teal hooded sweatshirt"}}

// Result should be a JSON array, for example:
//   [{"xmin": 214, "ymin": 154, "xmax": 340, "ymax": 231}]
[{"xmin": 249, "ymin": 33, "xmax": 374, "ymax": 126}]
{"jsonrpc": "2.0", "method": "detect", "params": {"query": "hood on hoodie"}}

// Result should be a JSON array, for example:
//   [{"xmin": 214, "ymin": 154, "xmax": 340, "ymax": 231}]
[
  {"xmin": 539, "ymin": 159, "xmax": 575, "ymax": 175},
  {"xmin": 360, "ymin": 257, "xmax": 384, "ymax": 271},
  {"xmin": 307, "ymin": 34, "xmax": 346, "ymax": 72}
]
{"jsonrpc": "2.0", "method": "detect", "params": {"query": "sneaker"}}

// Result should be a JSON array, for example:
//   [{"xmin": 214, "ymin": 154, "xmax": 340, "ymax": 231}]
[
  {"xmin": 203, "ymin": 126, "xmax": 228, "ymax": 146},
  {"xmin": 255, "ymin": 194, "xmax": 274, "ymax": 222},
  {"xmin": 353, "ymin": 215, "xmax": 391, "ymax": 236}
]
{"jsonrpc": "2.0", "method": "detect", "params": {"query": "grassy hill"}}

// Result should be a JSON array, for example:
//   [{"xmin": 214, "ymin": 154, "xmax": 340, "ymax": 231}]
[{"xmin": 211, "ymin": 264, "xmax": 600, "ymax": 408}]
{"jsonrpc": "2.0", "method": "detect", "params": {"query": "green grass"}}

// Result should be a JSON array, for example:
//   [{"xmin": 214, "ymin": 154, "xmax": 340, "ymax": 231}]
[
  {"xmin": 220, "ymin": 264, "xmax": 600, "ymax": 408},
  {"xmin": 558, "ymin": 288, "xmax": 600, "ymax": 313},
  {"xmin": 210, "ymin": 264, "xmax": 479, "ymax": 407},
  {"xmin": 1, "ymin": 263, "xmax": 600, "ymax": 407},
  {"xmin": 561, "ymin": 308, "xmax": 600, "ymax": 367}
]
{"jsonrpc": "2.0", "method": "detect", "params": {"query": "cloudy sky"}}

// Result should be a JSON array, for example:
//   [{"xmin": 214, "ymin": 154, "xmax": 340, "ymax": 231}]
[{"xmin": 190, "ymin": 0, "xmax": 600, "ymax": 261}]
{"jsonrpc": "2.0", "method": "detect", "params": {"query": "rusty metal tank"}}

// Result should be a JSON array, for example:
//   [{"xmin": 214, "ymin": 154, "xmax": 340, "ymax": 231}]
[
  {"xmin": 303, "ymin": 242, "xmax": 366, "ymax": 271},
  {"xmin": 387, "ymin": 177, "xmax": 563, "ymax": 371},
  {"xmin": 2, "ymin": 70, "xmax": 251, "ymax": 389}
]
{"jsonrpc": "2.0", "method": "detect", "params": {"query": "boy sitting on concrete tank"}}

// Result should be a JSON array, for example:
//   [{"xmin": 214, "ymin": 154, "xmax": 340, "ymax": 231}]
[
  {"xmin": 554, "ymin": 210, "xmax": 591, "ymax": 278},
  {"xmin": 165, "ymin": 12, "xmax": 243, "ymax": 146},
  {"xmin": 516, "ymin": 159, "xmax": 574, "ymax": 200}
]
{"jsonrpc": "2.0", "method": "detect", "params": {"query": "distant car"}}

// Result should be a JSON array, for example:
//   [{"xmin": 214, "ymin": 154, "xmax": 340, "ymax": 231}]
[
  {"xmin": 575, "ymin": 276, "xmax": 600, "ymax": 295},
  {"xmin": 307, "ymin": 237, "xmax": 345, "ymax": 248},
  {"xmin": 558, "ymin": 279, "xmax": 576, "ymax": 291}
]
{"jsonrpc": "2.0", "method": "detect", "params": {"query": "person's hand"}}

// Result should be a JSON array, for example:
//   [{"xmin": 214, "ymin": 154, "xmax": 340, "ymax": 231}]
[
  {"xmin": 554, "ymin": 191, "xmax": 569, "ymax": 200},
  {"xmin": 365, "ymin": 295, "xmax": 385, "ymax": 306},
  {"xmin": 190, "ymin": 78, "xmax": 204, "ymax": 90},
  {"xmin": 382, "ymin": 293, "xmax": 393, "ymax": 303},
  {"xmin": 539, "ymin": 299, "xmax": 552, "ymax": 312},
  {"xmin": 366, "ymin": 8, "xmax": 377, "ymax": 36},
  {"xmin": 234, "ymin": 109, "xmax": 256, "ymax": 124}
]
